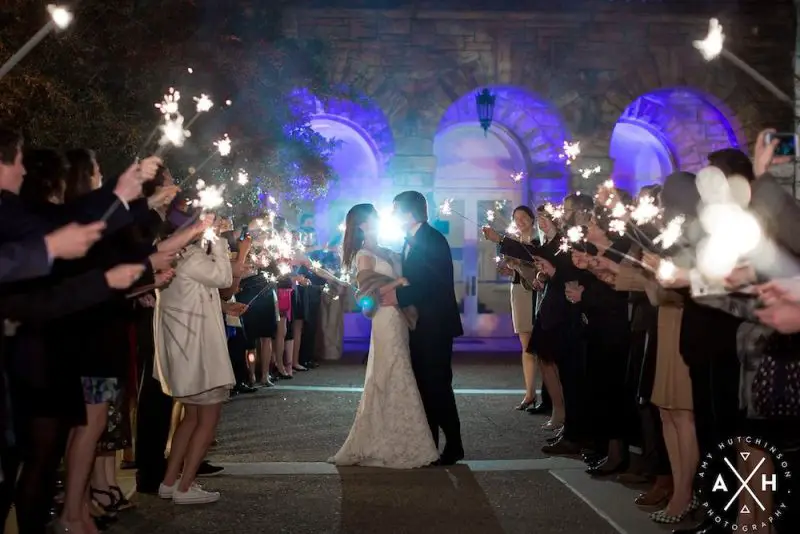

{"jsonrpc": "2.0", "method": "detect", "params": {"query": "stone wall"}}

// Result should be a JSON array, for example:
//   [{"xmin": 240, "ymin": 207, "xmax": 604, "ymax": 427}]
[{"xmin": 284, "ymin": 2, "xmax": 795, "ymax": 193}]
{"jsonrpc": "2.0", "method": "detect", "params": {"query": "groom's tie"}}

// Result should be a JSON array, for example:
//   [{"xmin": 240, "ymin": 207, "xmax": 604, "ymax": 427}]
[{"xmin": 403, "ymin": 235, "xmax": 413, "ymax": 259}]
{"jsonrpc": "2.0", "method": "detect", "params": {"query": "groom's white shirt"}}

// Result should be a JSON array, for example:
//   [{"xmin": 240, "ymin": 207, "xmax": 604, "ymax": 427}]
[{"xmin": 404, "ymin": 222, "xmax": 422, "ymax": 259}]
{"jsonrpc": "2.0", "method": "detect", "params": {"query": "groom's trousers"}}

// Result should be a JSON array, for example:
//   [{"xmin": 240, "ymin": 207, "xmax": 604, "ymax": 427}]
[{"xmin": 409, "ymin": 334, "xmax": 462, "ymax": 452}]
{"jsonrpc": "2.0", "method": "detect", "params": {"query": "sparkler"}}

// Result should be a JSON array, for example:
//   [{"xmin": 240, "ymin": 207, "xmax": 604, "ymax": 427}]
[
  {"xmin": 653, "ymin": 215, "xmax": 685, "ymax": 249},
  {"xmin": 190, "ymin": 134, "xmax": 233, "ymax": 175},
  {"xmin": 559, "ymin": 141, "xmax": 580, "ymax": 165},
  {"xmin": 510, "ymin": 171, "xmax": 525, "ymax": 183},
  {"xmin": 694, "ymin": 18, "xmax": 792, "ymax": 107},
  {"xmin": 0, "ymin": 5, "xmax": 73, "ymax": 82},
  {"xmin": 185, "ymin": 94, "xmax": 214, "ymax": 128},
  {"xmin": 579, "ymin": 165, "xmax": 602, "ymax": 179},
  {"xmin": 439, "ymin": 198, "xmax": 481, "ymax": 228},
  {"xmin": 237, "ymin": 170, "xmax": 249, "ymax": 185}
]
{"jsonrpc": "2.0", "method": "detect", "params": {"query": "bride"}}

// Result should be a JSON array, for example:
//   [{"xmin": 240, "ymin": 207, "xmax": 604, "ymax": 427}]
[{"xmin": 329, "ymin": 203, "xmax": 439, "ymax": 469}]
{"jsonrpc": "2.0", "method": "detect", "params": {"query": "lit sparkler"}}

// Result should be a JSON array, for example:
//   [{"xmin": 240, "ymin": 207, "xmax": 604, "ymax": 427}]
[
  {"xmin": 656, "ymin": 259, "xmax": 677, "ymax": 282},
  {"xmin": 630, "ymin": 196, "xmax": 661, "ymax": 225},
  {"xmin": 193, "ymin": 185, "xmax": 225, "ymax": 211},
  {"xmin": 694, "ymin": 18, "xmax": 792, "ymax": 107},
  {"xmin": 579, "ymin": 165, "xmax": 602, "ymax": 179},
  {"xmin": 511, "ymin": 171, "xmax": 525, "ymax": 183},
  {"xmin": 653, "ymin": 215, "xmax": 685, "ymax": 249},
  {"xmin": 214, "ymin": 134, "xmax": 232, "ymax": 156},
  {"xmin": 155, "ymin": 88, "xmax": 181, "ymax": 116},
  {"xmin": 237, "ymin": 170, "xmax": 249, "ymax": 185},
  {"xmin": 0, "ymin": 5, "xmax": 73, "ymax": 81},
  {"xmin": 560, "ymin": 141, "xmax": 580, "ymax": 165},
  {"xmin": 609, "ymin": 219, "xmax": 626, "ymax": 236},
  {"xmin": 158, "ymin": 114, "xmax": 190, "ymax": 150}
]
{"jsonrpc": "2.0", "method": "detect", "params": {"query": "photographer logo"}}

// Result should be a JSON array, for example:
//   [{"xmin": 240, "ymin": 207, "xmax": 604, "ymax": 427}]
[{"xmin": 697, "ymin": 436, "xmax": 791, "ymax": 532}]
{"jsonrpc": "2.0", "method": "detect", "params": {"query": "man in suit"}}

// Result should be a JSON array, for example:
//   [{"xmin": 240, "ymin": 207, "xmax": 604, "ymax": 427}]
[{"xmin": 381, "ymin": 191, "xmax": 464, "ymax": 465}]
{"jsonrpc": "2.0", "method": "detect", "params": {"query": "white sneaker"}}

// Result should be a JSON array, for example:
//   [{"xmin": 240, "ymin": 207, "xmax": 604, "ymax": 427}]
[
  {"xmin": 173, "ymin": 484, "xmax": 220, "ymax": 505},
  {"xmin": 158, "ymin": 481, "xmax": 177, "ymax": 499}
]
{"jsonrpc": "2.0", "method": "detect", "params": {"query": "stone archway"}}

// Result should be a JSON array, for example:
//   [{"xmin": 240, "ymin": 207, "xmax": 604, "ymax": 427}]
[
  {"xmin": 609, "ymin": 88, "xmax": 744, "ymax": 191},
  {"xmin": 435, "ymin": 85, "xmax": 572, "ymax": 200},
  {"xmin": 289, "ymin": 88, "xmax": 395, "ymax": 244}
]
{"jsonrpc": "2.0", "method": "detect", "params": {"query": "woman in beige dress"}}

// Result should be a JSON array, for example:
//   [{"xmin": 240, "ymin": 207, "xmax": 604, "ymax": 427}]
[{"xmin": 501, "ymin": 206, "xmax": 540, "ymax": 410}]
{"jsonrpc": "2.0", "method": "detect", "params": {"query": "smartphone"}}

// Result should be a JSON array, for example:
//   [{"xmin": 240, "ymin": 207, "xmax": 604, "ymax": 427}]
[
  {"xmin": 765, "ymin": 132, "xmax": 798, "ymax": 157},
  {"xmin": 238, "ymin": 224, "xmax": 250, "ymax": 242}
]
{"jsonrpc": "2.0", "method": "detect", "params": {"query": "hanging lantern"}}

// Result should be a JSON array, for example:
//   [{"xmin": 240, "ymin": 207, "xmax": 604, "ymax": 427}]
[{"xmin": 475, "ymin": 88, "xmax": 496, "ymax": 136}]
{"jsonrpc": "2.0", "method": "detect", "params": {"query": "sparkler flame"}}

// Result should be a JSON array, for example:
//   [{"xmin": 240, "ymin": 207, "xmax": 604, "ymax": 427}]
[
  {"xmin": 560, "ymin": 141, "xmax": 581, "ymax": 164},
  {"xmin": 486, "ymin": 209, "xmax": 495, "ymax": 222},
  {"xmin": 654, "ymin": 215, "xmax": 685, "ymax": 249},
  {"xmin": 193, "ymin": 94, "xmax": 213, "ymax": 113},
  {"xmin": 609, "ymin": 219, "xmax": 626, "ymax": 235},
  {"xmin": 237, "ymin": 170, "xmax": 249, "ymax": 185},
  {"xmin": 193, "ymin": 185, "xmax": 225, "ymax": 210},
  {"xmin": 657, "ymin": 259, "xmax": 677, "ymax": 281},
  {"xmin": 694, "ymin": 18, "xmax": 724, "ymax": 61},
  {"xmin": 47, "ymin": 5, "xmax": 73, "ymax": 30},
  {"xmin": 159, "ymin": 114, "xmax": 189, "ymax": 147},
  {"xmin": 510, "ymin": 171, "xmax": 525, "ymax": 183},
  {"xmin": 630, "ymin": 196, "xmax": 660, "ymax": 225},
  {"xmin": 439, "ymin": 198, "xmax": 454, "ymax": 216},
  {"xmin": 543, "ymin": 203, "xmax": 564, "ymax": 220},
  {"xmin": 567, "ymin": 225, "xmax": 585, "ymax": 243},
  {"xmin": 155, "ymin": 88, "xmax": 180, "ymax": 115},
  {"xmin": 214, "ymin": 134, "xmax": 231, "ymax": 156},
  {"xmin": 579, "ymin": 165, "xmax": 602, "ymax": 179}
]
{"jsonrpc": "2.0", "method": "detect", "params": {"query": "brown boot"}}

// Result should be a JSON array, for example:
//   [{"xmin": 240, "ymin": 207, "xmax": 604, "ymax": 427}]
[{"xmin": 635, "ymin": 475, "xmax": 673, "ymax": 509}]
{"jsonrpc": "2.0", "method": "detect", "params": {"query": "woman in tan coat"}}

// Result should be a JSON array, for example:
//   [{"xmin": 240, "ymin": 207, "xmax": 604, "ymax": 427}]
[{"xmin": 154, "ymin": 219, "xmax": 234, "ymax": 505}]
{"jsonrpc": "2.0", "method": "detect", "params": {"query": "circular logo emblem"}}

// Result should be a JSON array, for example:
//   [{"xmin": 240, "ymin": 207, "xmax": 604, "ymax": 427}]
[{"xmin": 697, "ymin": 436, "xmax": 792, "ymax": 532}]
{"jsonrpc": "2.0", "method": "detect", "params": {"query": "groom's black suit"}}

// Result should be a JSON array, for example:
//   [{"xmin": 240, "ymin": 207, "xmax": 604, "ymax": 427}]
[{"xmin": 397, "ymin": 222, "xmax": 464, "ymax": 458}]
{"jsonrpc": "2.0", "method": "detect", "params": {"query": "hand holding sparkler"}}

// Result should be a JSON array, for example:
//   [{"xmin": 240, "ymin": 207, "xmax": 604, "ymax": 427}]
[
  {"xmin": 482, "ymin": 226, "xmax": 502, "ymax": 243},
  {"xmin": 101, "ymin": 156, "xmax": 163, "ymax": 222},
  {"xmin": 147, "ymin": 185, "xmax": 180, "ymax": 210},
  {"xmin": 0, "ymin": 5, "xmax": 73, "ymax": 82},
  {"xmin": 534, "ymin": 256, "xmax": 556, "ymax": 278}
]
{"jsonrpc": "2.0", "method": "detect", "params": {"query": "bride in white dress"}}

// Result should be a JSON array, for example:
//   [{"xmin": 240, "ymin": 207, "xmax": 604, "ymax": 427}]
[{"xmin": 330, "ymin": 203, "xmax": 439, "ymax": 469}]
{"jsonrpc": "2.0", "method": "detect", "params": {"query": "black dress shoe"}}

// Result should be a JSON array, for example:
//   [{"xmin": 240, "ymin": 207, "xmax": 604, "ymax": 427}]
[
  {"xmin": 234, "ymin": 383, "xmax": 258, "ymax": 394},
  {"xmin": 542, "ymin": 437, "xmax": 581, "ymax": 455},
  {"xmin": 586, "ymin": 458, "xmax": 629, "ymax": 477},
  {"xmin": 673, "ymin": 519, "xmax": 720, "ymax": 534},
  {"xmin": 526, "ymin": 402, "xmax": 551, "ymax": 414},
  {"xmin": 436, "ymin": 447, "xmax": 465, "ymax": 466}
]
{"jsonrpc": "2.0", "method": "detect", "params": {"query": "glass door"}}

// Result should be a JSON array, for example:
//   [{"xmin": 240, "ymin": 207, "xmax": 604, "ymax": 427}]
[{"xmin": 432, "ymin": 190, "xmax": 521, "ymax": 337}]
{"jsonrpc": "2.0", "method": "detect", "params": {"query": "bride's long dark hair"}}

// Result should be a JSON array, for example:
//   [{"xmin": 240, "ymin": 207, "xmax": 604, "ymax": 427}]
[{"xmin": 342, "ymin": 203, "xmax": 377, "ymax": 268}]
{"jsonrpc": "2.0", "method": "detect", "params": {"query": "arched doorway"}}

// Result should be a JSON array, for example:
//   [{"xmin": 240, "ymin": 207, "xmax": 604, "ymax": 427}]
[
  {"xmin": 434, "ymin": 85, "xmax": 571, "ymax": 337},
  {"xmin": 290, "ymin": 88, "xmax": 394, "ymax": 247},
  {"xmin": 610, "ymin": 88, "xmax": 744, "ymax": 192}
]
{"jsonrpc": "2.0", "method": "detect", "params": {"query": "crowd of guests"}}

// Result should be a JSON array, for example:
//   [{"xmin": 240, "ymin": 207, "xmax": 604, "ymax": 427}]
[
  {"xmin": 488, "ymin": 130, "xmax": 800, "ymax": 534},
  {"xmin": 0, "ymin": 125, "xmax": 330, "ymax": 534}
]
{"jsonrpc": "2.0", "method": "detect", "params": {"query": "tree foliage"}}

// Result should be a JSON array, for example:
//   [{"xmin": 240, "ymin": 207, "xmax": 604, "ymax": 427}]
[{"xmin": 0, "ymin": 0, "xmax": 342, "ymax": 217}]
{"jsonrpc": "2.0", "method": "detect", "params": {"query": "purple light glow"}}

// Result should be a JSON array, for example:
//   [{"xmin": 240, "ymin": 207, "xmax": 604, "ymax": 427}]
[
  {"xmin": 290, "ymin": 87, "xmax": 395, "ymax": 245},
  {"xmin": 436, "ymin": 85, "xmax": 571, "ymax": 203},
  {"xmin": 610, "ymin": 88, "xmax": 744, "ymax": 193}
]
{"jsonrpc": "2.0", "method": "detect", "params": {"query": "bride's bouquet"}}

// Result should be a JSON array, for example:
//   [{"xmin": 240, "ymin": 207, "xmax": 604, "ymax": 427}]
[{"xmin": 355, "ymin": 270, "xmax": 417, "ymax": 330}]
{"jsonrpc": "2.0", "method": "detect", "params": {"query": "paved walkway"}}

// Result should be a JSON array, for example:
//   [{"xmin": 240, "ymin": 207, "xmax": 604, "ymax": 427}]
[{"xmin": 10, "ymin": 356, "xmax": 691, "ymax": 533}]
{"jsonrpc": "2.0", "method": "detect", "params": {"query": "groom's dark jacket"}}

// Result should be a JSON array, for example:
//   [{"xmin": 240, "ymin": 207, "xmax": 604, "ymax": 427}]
[{"xmin": 396, "ymin": 222, "xmax": 463, "ymax": 339}]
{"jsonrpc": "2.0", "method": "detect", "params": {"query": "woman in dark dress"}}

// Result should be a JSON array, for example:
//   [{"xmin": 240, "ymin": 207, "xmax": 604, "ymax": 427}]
[{"xmin": 569, "ymin": 211, "xmax": 633, "ymax": 476}]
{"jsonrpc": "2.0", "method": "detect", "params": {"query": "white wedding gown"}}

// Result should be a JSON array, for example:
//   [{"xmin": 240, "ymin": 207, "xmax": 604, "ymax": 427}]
[{"xmin": 329, "ymin": 249, "xmax": 439, "ymax": 469}]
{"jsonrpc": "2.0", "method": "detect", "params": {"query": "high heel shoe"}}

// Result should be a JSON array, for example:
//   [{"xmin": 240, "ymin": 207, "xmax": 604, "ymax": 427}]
[
  {"xmin": 650, "ymin": 495, "xmax": 700, "ymax": 524},
  {"xmin": 586, "ymin": 457, "xmax": 629, "ymax": 477},
  {"xmin": 109, "ymin": 485, "xmax": 134, "ymax": 511},
  {"xmin": 635, "ymin": 486, "xmax": 672, "ymax": 510},
  {"xmin": 89, "ymin": 488, "xmax": 118, "ymax": 517},
  {"xmin": 515, "ymin": 399, "xmax": 535, "ymax": 411}
]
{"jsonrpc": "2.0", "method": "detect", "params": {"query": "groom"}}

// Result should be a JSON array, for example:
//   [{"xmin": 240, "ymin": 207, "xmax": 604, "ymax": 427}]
[{"xmin": 381, "ymin": 191, "xmax": 464, "ymax": 465}]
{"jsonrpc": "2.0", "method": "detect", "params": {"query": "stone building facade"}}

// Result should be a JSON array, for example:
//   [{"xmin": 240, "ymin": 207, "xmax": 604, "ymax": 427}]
[{"xmin": 285, "ymin": 0, "xmax": 794, "ymax": 198}]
